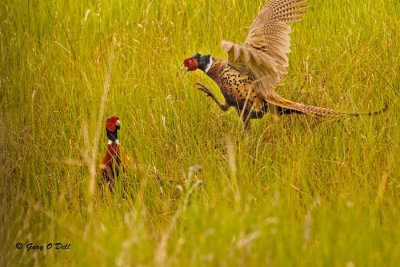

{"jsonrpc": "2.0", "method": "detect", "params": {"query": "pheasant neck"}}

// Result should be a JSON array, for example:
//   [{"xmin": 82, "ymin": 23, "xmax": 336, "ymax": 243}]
[
  {"xmin": 204, "ymin": 56, "xmax": 214, "ymax": 73},
  {"xmin": 108, "ymin": 139, "xmax": 120, "ymax": 145},
  {"xmin": 205, "ymin": 58, "xmax": 224, "ymax": 83}
]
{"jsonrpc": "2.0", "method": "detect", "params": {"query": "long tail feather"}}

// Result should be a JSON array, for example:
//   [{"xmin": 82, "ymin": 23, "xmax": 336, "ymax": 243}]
[{"xmin": 263, "ymin": 94, "xmax": 388, "ymax": 117}]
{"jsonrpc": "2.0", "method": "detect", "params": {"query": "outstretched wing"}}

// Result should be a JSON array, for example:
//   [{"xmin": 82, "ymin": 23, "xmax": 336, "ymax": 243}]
[{"xmin": 221, "ymin": 0, "xmax": 308, "ymax": 110}]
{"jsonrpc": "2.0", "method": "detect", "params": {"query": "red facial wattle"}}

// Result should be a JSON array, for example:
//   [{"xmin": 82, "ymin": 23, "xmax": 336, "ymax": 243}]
[
  {"xmin": 106, "ymin": 116, "xmax": 119, "ymax": 132},
  {"xmin": 183, "ymin": 58, "xmax": 198, "ymax": 71}
]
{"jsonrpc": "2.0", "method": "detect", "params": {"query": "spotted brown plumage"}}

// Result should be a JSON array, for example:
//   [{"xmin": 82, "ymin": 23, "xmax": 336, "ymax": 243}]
[
  {"xmin": 182, "ymin": 0, "xmax": 386, "ymax": 136},
  {"xmin": 205, "ymin": 58, "xmax": 267, "ymax": 119}
]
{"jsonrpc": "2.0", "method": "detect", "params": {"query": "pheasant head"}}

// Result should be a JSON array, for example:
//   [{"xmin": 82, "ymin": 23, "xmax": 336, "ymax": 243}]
[
  {"xmin": 182, "ymin": 54, "xmax": 213, "ymax": 73},
  {"xmin": 106, "ymin": 116, "xmax": 121, "ymax": 144}
]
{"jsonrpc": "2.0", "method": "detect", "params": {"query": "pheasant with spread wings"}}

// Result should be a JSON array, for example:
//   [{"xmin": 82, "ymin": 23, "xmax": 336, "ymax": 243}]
[{"xmin": 182, "ymin": 0, "xmax": 385, "ymax": 136}]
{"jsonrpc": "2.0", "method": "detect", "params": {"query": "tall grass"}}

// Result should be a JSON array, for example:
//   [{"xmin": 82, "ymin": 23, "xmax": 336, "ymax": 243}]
[{"xmin": 1, "ymin": 0, "xmax": 399, "ymax": 265}]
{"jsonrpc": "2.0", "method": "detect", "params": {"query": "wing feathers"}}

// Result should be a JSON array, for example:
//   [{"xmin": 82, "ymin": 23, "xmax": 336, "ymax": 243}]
[
  {"xmin": 223, "ymin": 0, "xmax": 309, "ymax": 114},
  {"xmin": 221, "ymin": 1, "xmax": 385, "ymax": 117},
  {"xmin": 251, "ymin": 0, "xmax": 308, "ymax": 28}
]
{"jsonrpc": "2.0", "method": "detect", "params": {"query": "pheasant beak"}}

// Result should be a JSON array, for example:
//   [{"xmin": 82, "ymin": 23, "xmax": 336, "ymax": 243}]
[
  {"xmin": 181, "ymin": 65, "xmax": 188, "ymax": 75},
  {"xmin": 115, "ymin": 120, "xmax": 121, "ymax": 127}
]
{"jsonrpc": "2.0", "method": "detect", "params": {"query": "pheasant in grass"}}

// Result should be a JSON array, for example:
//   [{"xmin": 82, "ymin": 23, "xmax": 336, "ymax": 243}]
[
  {"xmin": 182, "ymin": 0, "xmax": 386, "ymax": 136},
  {"xmin": 100, "ymin": 116, "xmax": 162, "ymax": 191},
  {"xmin": 100, "ymin": 116, "xmax": 124, "ymax": 191}
]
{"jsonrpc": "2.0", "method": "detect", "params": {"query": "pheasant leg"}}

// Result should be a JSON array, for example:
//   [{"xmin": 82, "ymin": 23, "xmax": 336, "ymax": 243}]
[{"xmin": 196, "ymin": 82, "xmax": 230, "ymax": 111}]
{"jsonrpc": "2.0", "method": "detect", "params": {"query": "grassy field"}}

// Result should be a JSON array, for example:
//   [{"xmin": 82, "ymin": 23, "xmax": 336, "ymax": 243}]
[{"xmin": 1, "ymin": 0, "xmax": 399, "ymax": 266}]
